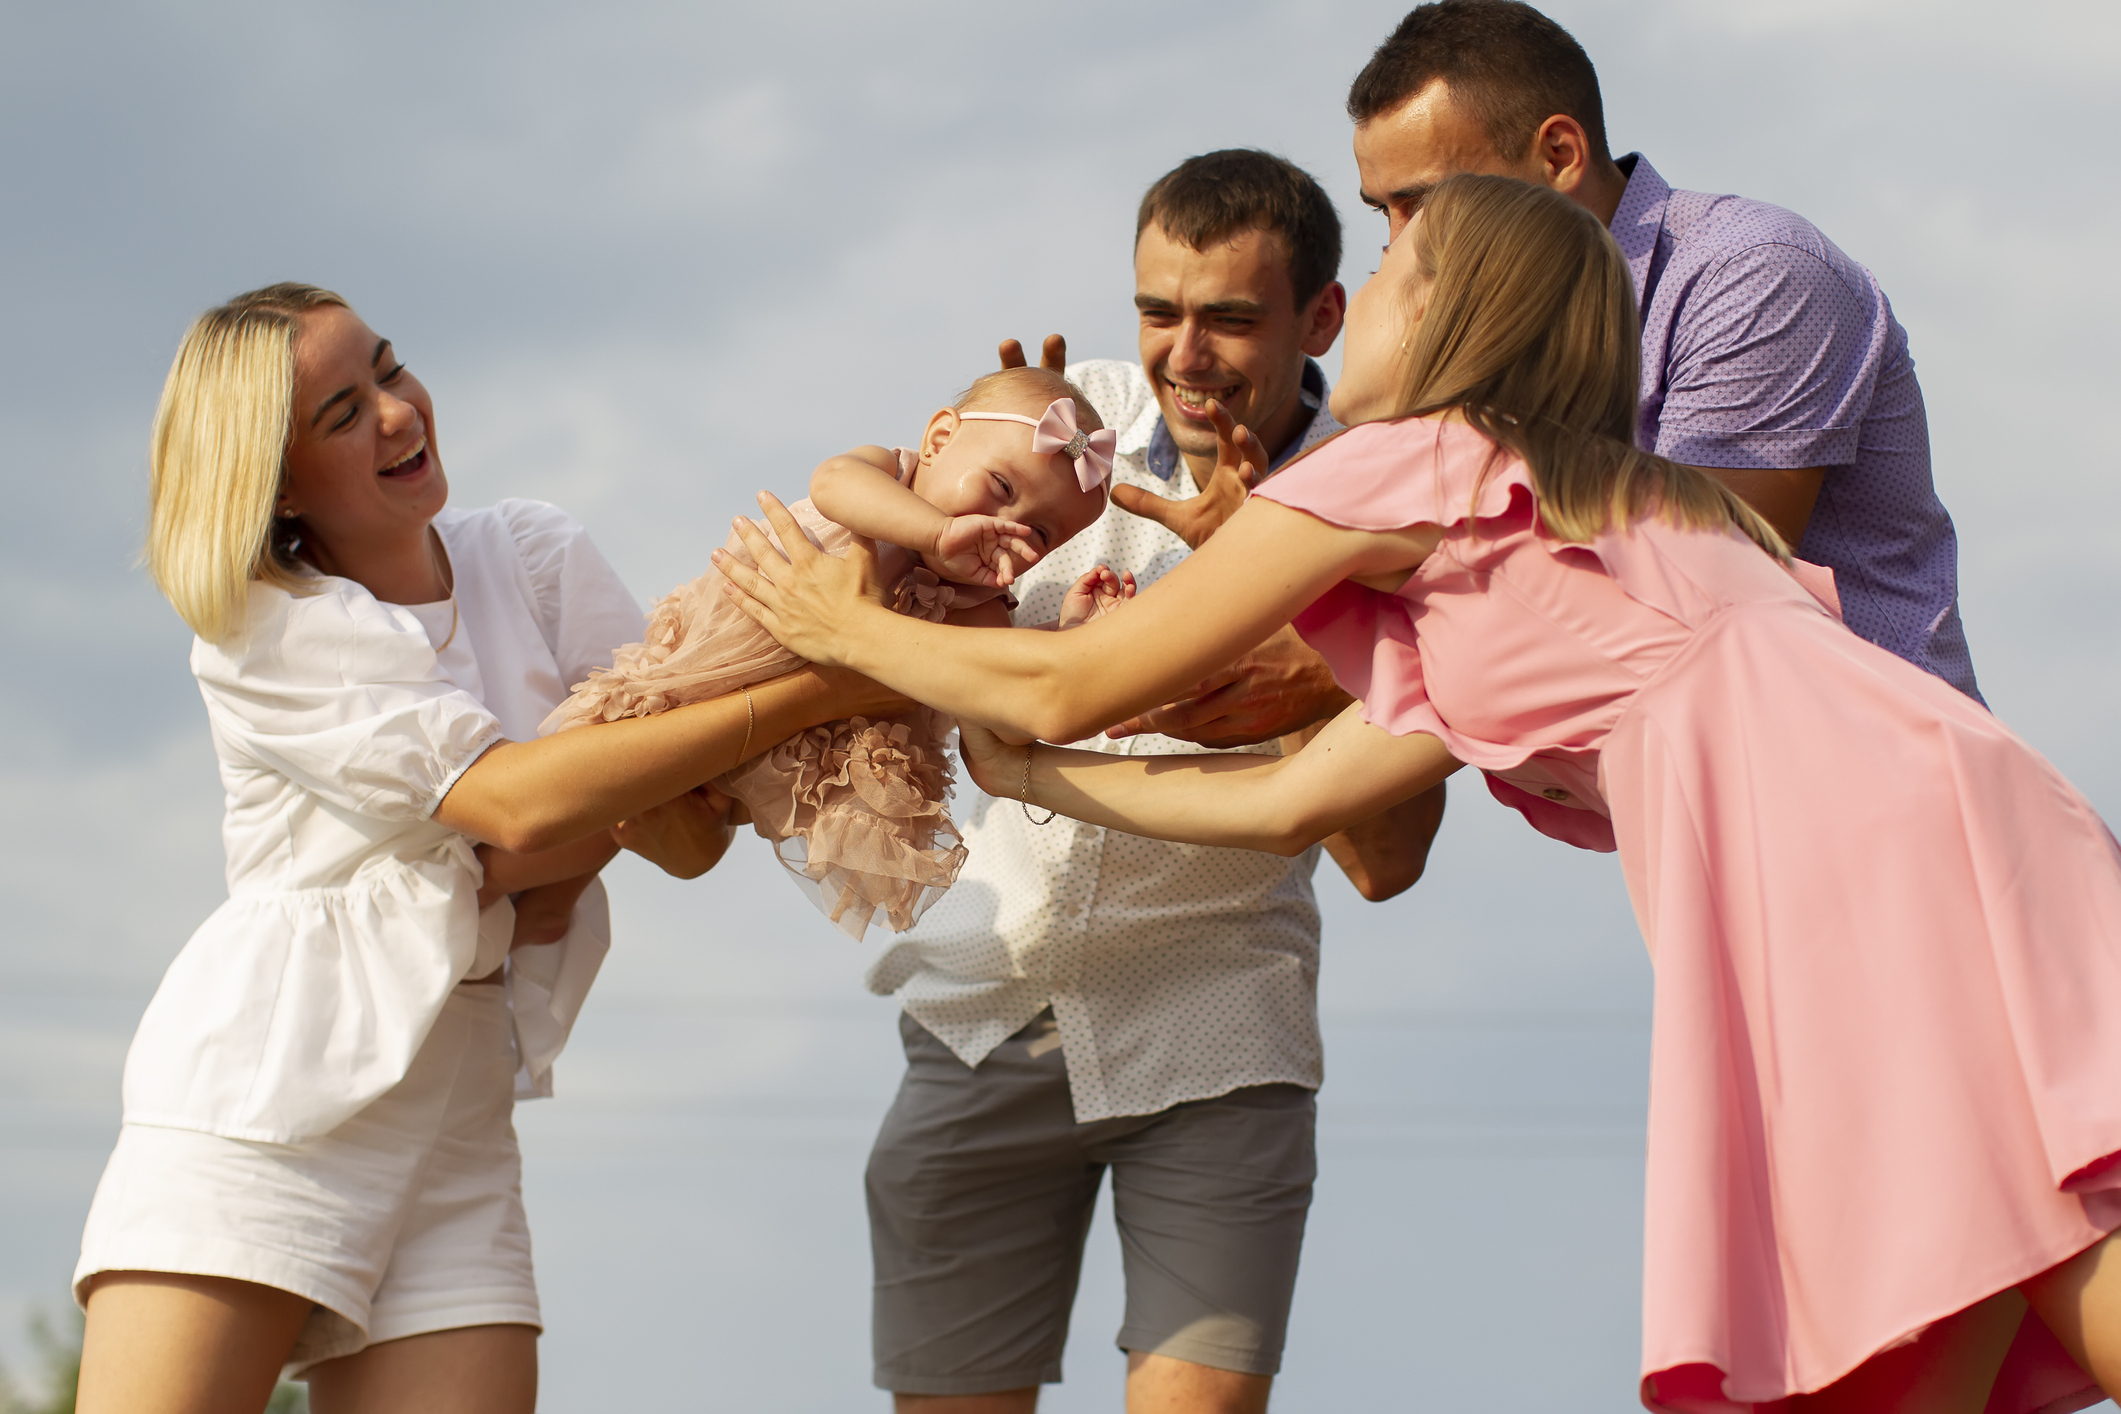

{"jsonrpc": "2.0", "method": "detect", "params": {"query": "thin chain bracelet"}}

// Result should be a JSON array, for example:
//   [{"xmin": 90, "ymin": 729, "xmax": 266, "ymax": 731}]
[
  {"xmin": 736, "ymin": 690, "xmax": 755, "ymax": 765},
  {"xmin": 1020, "ymin": 742, "xmax": 1058, "ymax": 825}
]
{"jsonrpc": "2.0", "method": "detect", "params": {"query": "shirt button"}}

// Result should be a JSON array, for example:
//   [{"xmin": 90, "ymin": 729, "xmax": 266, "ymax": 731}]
[{"xmin": 1541, "ymin": 787, "xmax": 1571, "ymax": 801}]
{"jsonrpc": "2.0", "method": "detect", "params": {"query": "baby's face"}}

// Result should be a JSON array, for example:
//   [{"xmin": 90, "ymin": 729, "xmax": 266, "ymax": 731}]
[{"xmin": 913, "ymin": 410, "xmax": 1107, "ymax": 571}]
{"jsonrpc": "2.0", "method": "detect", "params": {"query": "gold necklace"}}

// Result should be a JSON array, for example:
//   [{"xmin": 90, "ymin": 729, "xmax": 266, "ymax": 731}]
[{"xmin": 430, "ymin": 529, "xmax": 459, "ymax": 652}]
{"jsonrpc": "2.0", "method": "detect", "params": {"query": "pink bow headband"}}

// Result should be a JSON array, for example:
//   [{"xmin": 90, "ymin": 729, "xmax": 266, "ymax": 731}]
[{"xmin": 960, "ymin": 399, "xmax": 1116, "ymax": 494}]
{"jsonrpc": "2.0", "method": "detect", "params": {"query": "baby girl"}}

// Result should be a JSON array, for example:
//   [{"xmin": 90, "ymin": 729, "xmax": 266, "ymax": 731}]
[{"xmin": 543, "ymin": 365, "xmax": 1131, "ymax": 938}]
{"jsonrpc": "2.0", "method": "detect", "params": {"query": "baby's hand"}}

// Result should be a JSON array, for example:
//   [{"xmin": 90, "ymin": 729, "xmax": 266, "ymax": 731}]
[
  {"xmin": 1057, "ymin": 565, "xmax": 1136, "ymax": 629},
  {"xmin": 933, "ymin": 514, "xmax": 1042, "ymax": 588}
]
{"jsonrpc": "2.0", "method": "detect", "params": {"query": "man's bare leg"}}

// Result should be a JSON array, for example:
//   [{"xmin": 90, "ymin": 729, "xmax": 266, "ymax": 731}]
[
  {"xmin": 306, "ymin": 1323, "xmax": 537, "ymax": 1414},
  {"xmin": 1787, "ymin": 1289, "xmax": 2025, "ymax": 1414},
  {"xmin": 2022, "ymin": 1230, "xmax": 2121, "ymax": 1396},
  {"xmin": 77, "ymin": 1271, "xmax": 312, "ymax": 1414},
  {"xmin": 1126, "ymin": 1352, "xmax": 1271, "ymax": 1414},
  {"xmin": 895, "ymin": 1392, "xmax": 1037, "ymax": 1413}
]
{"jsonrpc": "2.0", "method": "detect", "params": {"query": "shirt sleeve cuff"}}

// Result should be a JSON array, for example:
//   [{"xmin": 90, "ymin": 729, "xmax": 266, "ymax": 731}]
[
  {"xmin": 421, "ymin": 719, "xmax": 509, "ymax": 820},
  {"xmin": 1654, "ymin": 422, "xmax": 1859, "ymax": 471}
]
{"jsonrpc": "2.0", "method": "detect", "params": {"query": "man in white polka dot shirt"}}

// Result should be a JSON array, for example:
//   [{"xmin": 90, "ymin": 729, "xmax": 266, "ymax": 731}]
[
  {"xmin": 1348, "ymin": 0, "xmax": 1981, "ymax": 699},
  {"xmin": 861, "ymin": 152, "xmax": 1447, "ymax": 1414}
]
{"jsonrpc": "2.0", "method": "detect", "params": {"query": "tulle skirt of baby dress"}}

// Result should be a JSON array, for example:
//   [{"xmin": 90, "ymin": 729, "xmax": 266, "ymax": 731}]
[{"xmin": 540, "ymin": 500, "xmax": 978, "ymax": 939}]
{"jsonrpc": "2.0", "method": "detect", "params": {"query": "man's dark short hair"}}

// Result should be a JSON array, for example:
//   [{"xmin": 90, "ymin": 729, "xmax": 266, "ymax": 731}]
[
  {"xmin": 1347, "ymin": 0, "xmax": 1612, "ymax": 166},
  {"xmin": 1135, "ymin": 149, "xmax": 1343, "ymax": 309}
]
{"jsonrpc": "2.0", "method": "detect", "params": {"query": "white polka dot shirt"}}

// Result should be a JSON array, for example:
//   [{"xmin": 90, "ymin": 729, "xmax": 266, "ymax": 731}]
[{"xmin": 865, "ymin": 360, "xmax": 1341, "ymax": 1122}]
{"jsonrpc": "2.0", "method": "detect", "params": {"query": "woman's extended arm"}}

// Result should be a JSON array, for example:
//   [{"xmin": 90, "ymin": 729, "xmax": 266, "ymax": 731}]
[
  {"xmin": 716, "ymin": 491, "xmax": 1436, "ymax": 745},
  {"xmin": 958, "ymin": 705, "xmax": 1463, "ymax": 854},
  {"xmin": 432, "ymin": 664, "xmax": 908, "ymax": 855}
]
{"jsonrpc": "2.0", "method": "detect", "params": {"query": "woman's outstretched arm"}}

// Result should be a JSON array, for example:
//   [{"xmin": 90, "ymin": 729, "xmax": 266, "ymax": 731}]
[
  {"xmin": 432, "ymin": 664, "xmax": 907, "ymax": 854},
  {"xmin": 957, "ymin": 705, "xmax": 1463, "ymax": 855},
  {"xmin": 715, "ymin": 491, "xmax": 1436, "ymax": 745}
]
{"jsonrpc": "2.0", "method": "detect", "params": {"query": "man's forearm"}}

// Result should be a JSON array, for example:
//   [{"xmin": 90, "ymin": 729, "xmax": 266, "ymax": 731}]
[
  {"xmin": 1282, "ymin": 715, "xmax": 1448, "ymax": 902},
  {"xmin": 1320, "ymin": 780, "xmax": 1447, "ymax": 903},
  {"xmin": 1109, "ymin": 626, "xmax": 1352, "ymax": 748},
  {"xmin": 477, "ymin": 833, "xmax": 620, "ymax": 909}
]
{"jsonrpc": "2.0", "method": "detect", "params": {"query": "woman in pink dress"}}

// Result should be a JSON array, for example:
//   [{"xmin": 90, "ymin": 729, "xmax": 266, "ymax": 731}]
[{"xmin": 715, "ymin": 175, "xmax": 2121, "ymax": 1413}]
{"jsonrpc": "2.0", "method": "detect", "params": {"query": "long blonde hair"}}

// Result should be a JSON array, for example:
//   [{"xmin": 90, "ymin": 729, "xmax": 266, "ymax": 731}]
[
  {"xmin": 145, "ymin": 282, "xmax": 349, "ymax": 643},
  {"xmin": 1397, "ymin": 174, "xmax": 1785, "ymax": 558}
]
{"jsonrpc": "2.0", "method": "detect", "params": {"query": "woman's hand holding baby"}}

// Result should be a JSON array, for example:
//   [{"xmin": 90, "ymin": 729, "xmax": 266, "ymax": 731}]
[
  {"xmin": 933, "ymin": 513, "xmax": 1042, "ymax": 588},
  {"xmin": 718, "ymin": 492, "xmax": 893, "ymax": 668}
]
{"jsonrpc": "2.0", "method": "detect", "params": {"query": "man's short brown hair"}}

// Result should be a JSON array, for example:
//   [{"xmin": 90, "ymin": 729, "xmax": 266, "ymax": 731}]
[
  {"xmin": 1347, "ymin": 0, "xmax": 1612, "ymax": 166},
  {"xmin": 1135, "ymin": 149, "xmax": 1343, "ymax": 309}
]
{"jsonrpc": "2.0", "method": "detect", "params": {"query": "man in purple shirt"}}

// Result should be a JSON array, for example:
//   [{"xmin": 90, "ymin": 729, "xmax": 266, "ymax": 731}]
[{"xmin": 1345, "ymin": 0, "xmax": 1981, "ymax": 698}]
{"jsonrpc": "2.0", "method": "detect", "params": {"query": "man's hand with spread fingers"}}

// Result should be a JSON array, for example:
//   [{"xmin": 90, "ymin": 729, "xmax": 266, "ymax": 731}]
[
  {"xmin": 1112, "ymin": 398, "xmax": 1265, "ymax": 551},
  {"xmin": 998, "ymin": 334, "xmax": 1068, "ymax": 372}
]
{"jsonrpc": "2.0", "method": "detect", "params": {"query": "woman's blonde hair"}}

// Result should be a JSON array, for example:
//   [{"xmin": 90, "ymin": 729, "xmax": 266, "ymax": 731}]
[
  {"xmin": 1396, "ymin": 174, "xmax": 1785, "ymax": 558},
  {"xmin": 146, "ymin": 282, "xmax": 349, "ymax": 643}
]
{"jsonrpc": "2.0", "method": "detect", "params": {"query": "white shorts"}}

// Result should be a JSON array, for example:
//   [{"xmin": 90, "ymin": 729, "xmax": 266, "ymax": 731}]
[{"xmin": 75, "ymin": 984, "xmax": 539, "ymax": 1375}]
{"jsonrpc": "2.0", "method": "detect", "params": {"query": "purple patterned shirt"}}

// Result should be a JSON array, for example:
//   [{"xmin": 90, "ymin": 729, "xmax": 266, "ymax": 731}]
[{"xmin": 1613, "ymin": 155, "xmax": 1981, "ymax": 700}]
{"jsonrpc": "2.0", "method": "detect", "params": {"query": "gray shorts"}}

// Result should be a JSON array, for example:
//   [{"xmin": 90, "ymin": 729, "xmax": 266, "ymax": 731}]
[{"xmin": 867, "ymin": 1010, "xmax": 1316, "ymax": 1395}]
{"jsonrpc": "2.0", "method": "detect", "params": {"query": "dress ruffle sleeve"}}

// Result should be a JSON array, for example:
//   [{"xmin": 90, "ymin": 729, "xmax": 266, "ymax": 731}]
[
  {"xmin": 1256, "ymin": 417, "xmax": 1515, "ymax": 750},
  {"xmin": 1257, "ymin": 421, "xmax": 1625, "ymax": 849},
  {"xmin": 195, "ymin": 581, "xmax": 505, "ymax": 820},
  {"xmin": 128, "ymin": 579, "xmax": 505, "ymax": 1143},
  {"xmin": 1256, "ymin": 419, "xmax": 1840, "ymax": 855}
]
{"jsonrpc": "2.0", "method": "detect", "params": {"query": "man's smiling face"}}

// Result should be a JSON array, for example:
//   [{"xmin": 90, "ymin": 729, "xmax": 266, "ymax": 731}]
[{"xmin": 1133, "ymin": 222, "xmax": 1318, "ymax": 472}]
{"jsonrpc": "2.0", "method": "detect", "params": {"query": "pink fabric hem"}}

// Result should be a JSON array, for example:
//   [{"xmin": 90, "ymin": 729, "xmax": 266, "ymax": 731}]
[
  {"xmin": 1251, "ymin": 417, "xmax": 2121, "ymax": 1412},
  {"xmin": 1614, "ymin": 605, "xmax": 2121, "ymax": 1412}
]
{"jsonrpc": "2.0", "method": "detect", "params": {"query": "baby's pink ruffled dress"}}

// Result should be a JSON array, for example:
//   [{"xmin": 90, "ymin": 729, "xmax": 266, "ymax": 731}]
[
  {"xmin": 542, "ymin": 461, "xmax": 1008, "ymax": 940},
  {"xmin": 1255, "ymin": 417, "xmax": 2121, "ymax": 1414}
]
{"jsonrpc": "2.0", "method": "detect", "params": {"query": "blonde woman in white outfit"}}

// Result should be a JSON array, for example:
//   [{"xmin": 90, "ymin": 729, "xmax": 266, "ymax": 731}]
[{"xmin": 75, "ymin": 284, "xmax": 911, "ymax": 1414}]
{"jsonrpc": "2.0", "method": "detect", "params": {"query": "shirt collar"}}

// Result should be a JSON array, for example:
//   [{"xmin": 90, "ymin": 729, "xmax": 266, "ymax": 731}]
[
  {"xmin": 1608, "ymin": 152, "xmax": 1670, "ymax": 314},
  {"xmin": 1142, "ymin": 357, "xmax": 1334, "ymax": 483}
]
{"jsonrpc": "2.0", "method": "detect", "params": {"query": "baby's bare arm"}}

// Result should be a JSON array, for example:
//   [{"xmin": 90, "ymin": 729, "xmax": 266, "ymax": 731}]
[{"xmin": 810, "ymin": 446, "xmax": 949, "ymax": 554}]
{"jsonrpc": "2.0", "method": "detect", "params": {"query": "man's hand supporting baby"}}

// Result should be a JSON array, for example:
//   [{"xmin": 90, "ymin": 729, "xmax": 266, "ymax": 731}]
[{"xmin": 474, "ymin": 832, "xmax": 620, "ymax": 954}]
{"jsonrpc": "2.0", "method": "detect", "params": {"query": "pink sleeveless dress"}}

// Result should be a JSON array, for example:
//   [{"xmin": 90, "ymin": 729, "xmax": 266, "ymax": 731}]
[
  {"xmin": 1256, "ymin": 417, "xmax": 2121, "ymax": 1414},
  {"xmin": 541, "ymin": 455, "xmax": 1009, "ymax": 941}
]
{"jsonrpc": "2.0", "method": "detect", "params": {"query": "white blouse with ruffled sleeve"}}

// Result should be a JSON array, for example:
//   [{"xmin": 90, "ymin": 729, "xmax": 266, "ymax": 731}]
[{"xmin": 122, "ymin": 499, "xmax": 644, "ymax": 1144}]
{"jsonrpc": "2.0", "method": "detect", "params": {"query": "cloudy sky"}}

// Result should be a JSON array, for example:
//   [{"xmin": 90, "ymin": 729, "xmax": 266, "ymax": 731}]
[{"xmin": 0, "ymin": 0, "xmax": 2115, "ymax": 1408}]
